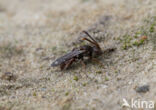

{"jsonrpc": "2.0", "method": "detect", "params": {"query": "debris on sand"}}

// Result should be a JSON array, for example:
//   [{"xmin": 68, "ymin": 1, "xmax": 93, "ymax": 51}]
[
  {"xmin": 135, "ymin": 85, "xmax": 150, "ymax": 93},
  {"xmin": 1, "ymin": 72, "xmax": 17, "ymax": 81}
]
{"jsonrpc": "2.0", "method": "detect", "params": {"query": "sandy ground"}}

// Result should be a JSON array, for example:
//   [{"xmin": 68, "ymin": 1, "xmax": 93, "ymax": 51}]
[{"xmin": 0, "ymin": 0, "xmax": 156, "ymax": 110}]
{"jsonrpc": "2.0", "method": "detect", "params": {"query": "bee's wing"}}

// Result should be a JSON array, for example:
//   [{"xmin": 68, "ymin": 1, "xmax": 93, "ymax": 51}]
[{"xmin": 51, "ymin": 49, "xmax": 85, "ymax": 67}]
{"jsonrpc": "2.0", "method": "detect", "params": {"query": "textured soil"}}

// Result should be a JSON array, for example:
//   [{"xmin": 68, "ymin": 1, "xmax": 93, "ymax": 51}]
[{"xmin": 0, "ymin": 0, "xmax": 156, "ymax": 110}]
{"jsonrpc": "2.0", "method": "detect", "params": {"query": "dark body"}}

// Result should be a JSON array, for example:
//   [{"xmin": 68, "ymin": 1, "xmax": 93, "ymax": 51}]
[
  {"xmin": 51, "ymin": 31, "xmax": 102, "ymax": 70},
  {"xmin": 51, "ymin": 45, "xmax": 94, "ymax": 70}
]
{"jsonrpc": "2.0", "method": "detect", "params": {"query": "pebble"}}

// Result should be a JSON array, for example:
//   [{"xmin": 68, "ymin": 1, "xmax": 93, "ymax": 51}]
[
  {"xmin": 1, "ymin": 72, "xmax": 17, "ymax": 81},
  {"xmin": 135, "ymin": 85, "xmax": 150, "ymax": 93}
]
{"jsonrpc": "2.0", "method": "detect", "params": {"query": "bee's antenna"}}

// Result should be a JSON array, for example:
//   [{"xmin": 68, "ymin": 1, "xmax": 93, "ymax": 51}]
[
  {"xmin": 82, "ymin": 31, "xmax": 101, "ymax": 50},
  {"xmin": 82, "ymin": 31, "xmax": 98, "ymax": 43}
]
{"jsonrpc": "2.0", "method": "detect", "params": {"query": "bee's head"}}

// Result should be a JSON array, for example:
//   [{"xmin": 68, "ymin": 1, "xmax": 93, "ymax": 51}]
[
  {"xmin": 92, "ymin": 45, "xmax": 102, "ymax": 57},
  {"xmin": 82, "ymin": 31, "xmax": 102, "ymax": 57}
]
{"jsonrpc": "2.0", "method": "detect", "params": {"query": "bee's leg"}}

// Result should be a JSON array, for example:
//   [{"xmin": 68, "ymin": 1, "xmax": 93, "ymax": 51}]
[
  {"xmin": 60, "ymin": 63, "xmax": 66, "ymax": 70},
  {"xmin": 92, "ymin": 58, "xmax": 104, "ymax": 67},
  {"xmin": 80, "ymin": 60, "xmax": 86, "ymax": 69},
  {"xmin": 64, "ymin": 58, "xmax": 75, "ymax": 70},
  {"xmin": 80, "ymin": 59, "xmax": 91, "ymax": 79}
]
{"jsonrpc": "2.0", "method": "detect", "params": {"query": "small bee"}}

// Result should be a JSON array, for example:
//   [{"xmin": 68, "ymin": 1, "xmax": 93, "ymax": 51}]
[{"xmin": 51, "ymin": 31, "xmax": 103, "ymax": 70}]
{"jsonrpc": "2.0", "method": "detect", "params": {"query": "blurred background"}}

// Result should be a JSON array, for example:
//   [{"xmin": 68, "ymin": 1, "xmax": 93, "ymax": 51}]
[{"xmin": 0, "ymin": 0, "xmax": 155, "ymax": 110}]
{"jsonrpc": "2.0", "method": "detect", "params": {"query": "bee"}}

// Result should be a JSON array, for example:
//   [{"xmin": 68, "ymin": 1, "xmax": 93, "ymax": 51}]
[{"xmin": 51, "ymin": 31, "xmax": 104, "ymax": 70}]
